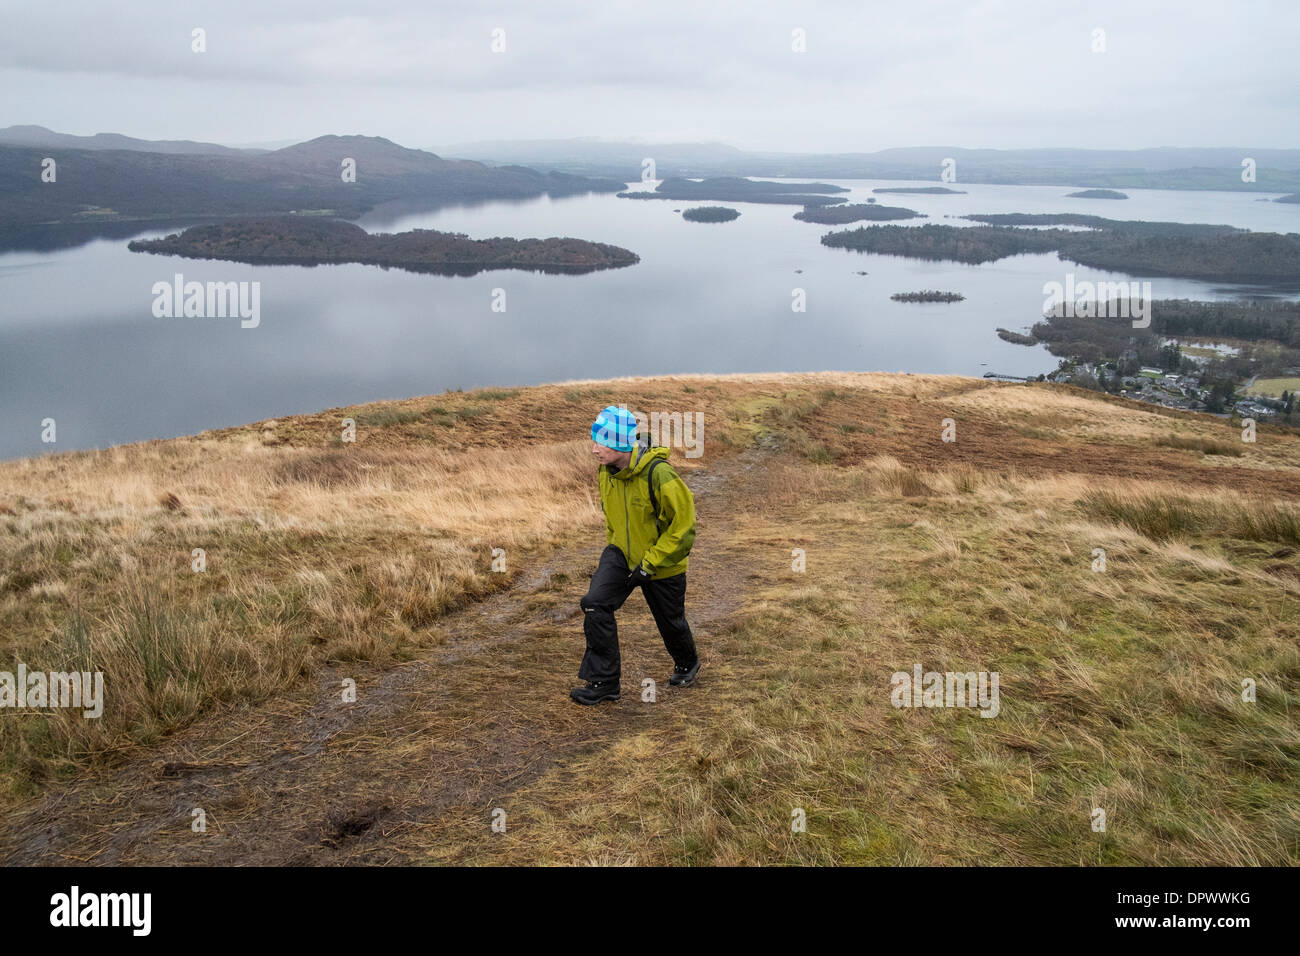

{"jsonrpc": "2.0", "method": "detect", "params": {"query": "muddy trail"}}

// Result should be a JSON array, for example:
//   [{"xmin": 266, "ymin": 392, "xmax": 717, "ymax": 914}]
[{"xmin": 0, "ymin": 438, "xmax": 778, "ymax": 865}]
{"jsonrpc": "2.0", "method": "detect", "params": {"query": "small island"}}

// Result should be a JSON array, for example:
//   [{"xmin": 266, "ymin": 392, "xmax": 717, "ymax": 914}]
[
  {"xmin": 127, "ymin": 217, "xmax": 640, "ymax": 276},
  {"xmin": 1067, "ymin": 189, "xmax": 1129, "ymax": 199},
  {"xmin": 619, "ymin": 176, "xmax": 849, "ymax": 207},
  {"xmin": 822, "ymin": 219, "xmax": 1300, "ymax": 282},
  {"xmin": 682, "ymin": 206, "xmax": 740, "ymax": 223},
  {"xmin": 794, "ymin": 203, "xmax": 922, "ymax": 224},
  {"xmin": 872, "ymin": 186, "xmax": 966, "ymax": 195},
  {"xmin": 891, "ymin": 290, "xmax": 965, "ymax": 303}
]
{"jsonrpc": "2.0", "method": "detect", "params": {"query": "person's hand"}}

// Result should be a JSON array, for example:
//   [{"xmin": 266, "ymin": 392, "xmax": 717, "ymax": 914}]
[{"xmin": 628, "ymin": 563, "xmax": 652, "ymax": 583}]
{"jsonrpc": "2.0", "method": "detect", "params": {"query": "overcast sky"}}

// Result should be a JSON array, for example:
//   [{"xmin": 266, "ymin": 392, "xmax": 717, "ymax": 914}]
[{"xmin": 2, "ymin": 0, "xmax": 1296, "ymax": 153}]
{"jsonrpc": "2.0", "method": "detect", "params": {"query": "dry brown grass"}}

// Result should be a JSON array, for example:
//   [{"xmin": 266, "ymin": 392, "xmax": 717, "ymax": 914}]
[
  {"xmin": 2, "ymin": 371, "xmax": 1299, "ymax": 865},
  {"xmin": 469, "ymin": 459, "xmax": 1300, "ymax": 865},
  {"xmin": 0, "ymin": 433, "xmax": 606, "ymax": 797}
]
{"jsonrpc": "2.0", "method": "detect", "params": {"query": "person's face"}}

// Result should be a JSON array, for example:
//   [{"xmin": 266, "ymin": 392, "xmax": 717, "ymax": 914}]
[{"xmin": 591, "ymin": 442, "xmax": 627, "ymax": 466}]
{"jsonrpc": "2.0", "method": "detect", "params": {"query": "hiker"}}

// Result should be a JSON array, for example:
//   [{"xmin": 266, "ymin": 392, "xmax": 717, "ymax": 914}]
[{"xmin": 572, "ymin": 405, "xmax": 701, "ymax": 705}]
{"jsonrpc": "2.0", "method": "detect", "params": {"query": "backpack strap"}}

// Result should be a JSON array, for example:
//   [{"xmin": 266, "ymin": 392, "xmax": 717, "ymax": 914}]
[
  {"xmin": 646, "ymin": 458, "xmax": 665, "ymax": 532},
  {"xmin": 636, "ymin": 436, "xmax": 668, "ymax": 533}
]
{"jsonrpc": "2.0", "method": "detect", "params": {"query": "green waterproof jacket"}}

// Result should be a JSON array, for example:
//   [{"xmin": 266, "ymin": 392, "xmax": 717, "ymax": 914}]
[{"xmin": 599, "ymin": 445, "xmax": 696, "ymax": 579}]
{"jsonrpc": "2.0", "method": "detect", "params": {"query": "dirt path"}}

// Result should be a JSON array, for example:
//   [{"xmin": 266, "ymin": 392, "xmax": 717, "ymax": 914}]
[{"xmin": 0, "ymin": 439, "xmax": 777, "ymax": 865}]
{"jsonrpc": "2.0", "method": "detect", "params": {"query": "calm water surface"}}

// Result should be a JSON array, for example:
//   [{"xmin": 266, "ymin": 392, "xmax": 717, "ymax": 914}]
[{"xmin": 1, "ymin": 178, "xmax": 1296, "ymax": 459}]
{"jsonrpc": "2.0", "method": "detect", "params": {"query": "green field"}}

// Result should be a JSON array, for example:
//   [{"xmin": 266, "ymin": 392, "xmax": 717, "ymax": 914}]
[{"xmin": 1244, "ymin": 377, "xmax": 1300, "ymax": 397}]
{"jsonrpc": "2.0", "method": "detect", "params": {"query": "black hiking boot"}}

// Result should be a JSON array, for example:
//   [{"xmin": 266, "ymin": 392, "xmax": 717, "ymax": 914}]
[
  {"xmin": 669, "ymin": 660, "xmax": 701, "ymax": 687},
  {"xmin": 570, "ymin": 680, "xmax": 620, "ymax": 705}
]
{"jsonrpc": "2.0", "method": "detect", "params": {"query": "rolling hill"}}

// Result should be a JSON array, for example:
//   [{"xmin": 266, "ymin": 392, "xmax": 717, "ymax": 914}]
[
  {"xmin": 0, "ymin": 132, "xmax": 628, "ymax": 243},
  {"xmin": 0, "ymin": 124, "xmax": 261, "ymax": 155}
]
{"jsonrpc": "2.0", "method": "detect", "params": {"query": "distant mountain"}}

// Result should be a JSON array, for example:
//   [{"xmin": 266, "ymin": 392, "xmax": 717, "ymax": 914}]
[
  {"xmin": 264, "ymin": 135, "xmax": 468, "ymax": 176},
  {"xmin": 0, "ymin": 132, "xmax": 627, "ymax": 244},
  {"xmin": 435, "ymin": 137, "xmax": 746, "ymax": 177},
  {"xmin": 849, "ymin": 145, "xmax": 1300, "ymax": 172},
  {"xmin": 0, "ymin": 124, "xmax": 260, "ymax": 155},
  {"xmin": 437, "ymin": 139, "xmax": 1300, "ymax": 193}
]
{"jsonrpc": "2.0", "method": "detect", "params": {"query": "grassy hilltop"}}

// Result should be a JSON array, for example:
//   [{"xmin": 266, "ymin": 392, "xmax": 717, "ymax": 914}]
[{"xmin": 1, "ymin": 373, "xmax": 1299, "ymax": 865}]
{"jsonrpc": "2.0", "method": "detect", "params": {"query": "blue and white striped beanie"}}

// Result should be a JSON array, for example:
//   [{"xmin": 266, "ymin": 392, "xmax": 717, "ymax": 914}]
[{"xmin": 591, "ymin": 405, "xmax": 638, "ymax": 451}]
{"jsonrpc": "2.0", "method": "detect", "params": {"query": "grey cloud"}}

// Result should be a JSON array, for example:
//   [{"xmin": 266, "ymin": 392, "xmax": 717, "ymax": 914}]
[{"xmin": 0, "ymin": 0, "xmax": 1295, "ymax": 151}]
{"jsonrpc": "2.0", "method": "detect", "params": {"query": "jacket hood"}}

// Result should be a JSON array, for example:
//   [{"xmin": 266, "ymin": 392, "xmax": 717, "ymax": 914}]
[{"xmin": 613, "ymin": 444, "xmax": 669, "ymax": 479}]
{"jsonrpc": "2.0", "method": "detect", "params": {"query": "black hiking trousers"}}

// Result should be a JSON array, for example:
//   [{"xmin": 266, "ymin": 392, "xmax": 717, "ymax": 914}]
[{"xmin": 578, "ymin": 544, "xmax": 697, "ymax": 684}]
